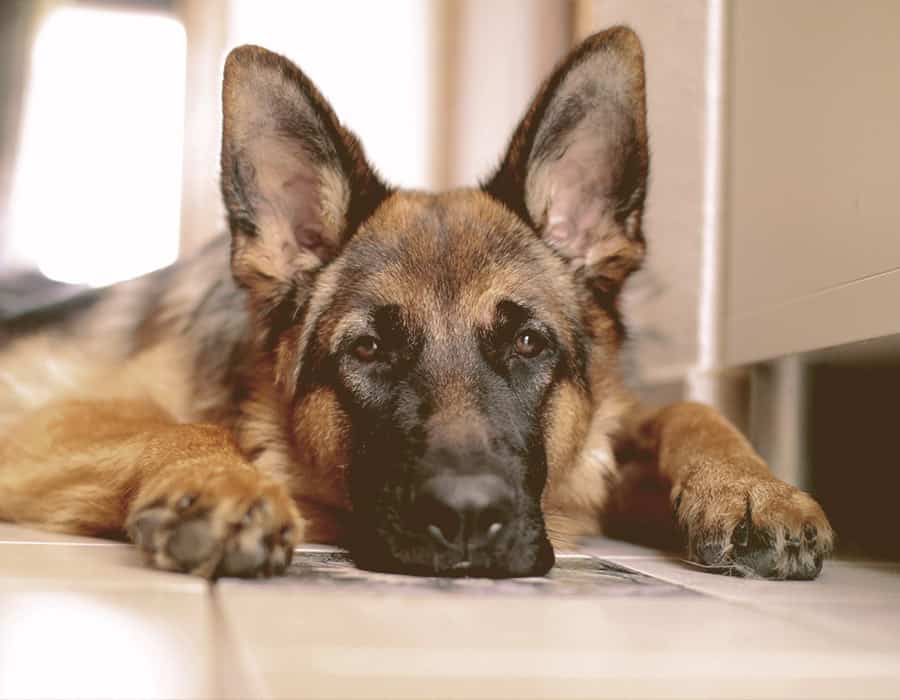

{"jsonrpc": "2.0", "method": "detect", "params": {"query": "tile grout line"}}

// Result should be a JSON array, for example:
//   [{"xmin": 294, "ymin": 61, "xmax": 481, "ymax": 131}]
[{"xmin": 208, "ymin": 582, "xmax": 272, "ymax": 700}]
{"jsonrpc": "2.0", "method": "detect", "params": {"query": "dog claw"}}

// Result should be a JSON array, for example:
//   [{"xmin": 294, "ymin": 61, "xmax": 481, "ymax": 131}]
[
  {"xmin": 803, "ymin": 522, "xmax": 818, "ymax": 545},
  {"xmin": 731, "ymin": 517, "xmax": 750, "ymax": 548},
  {"xmin": 175, "ymin": 493, "xmax": 197, "ymax": 512}
]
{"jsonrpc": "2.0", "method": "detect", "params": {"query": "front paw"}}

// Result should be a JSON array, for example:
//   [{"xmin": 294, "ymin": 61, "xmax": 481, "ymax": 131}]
[
  {"xmin": 674, "ymin": 466, "xmax": 834, "ymax": 580},
  {"xmin": 126, "ymin": 468, "xmax": 302, "ymax": 578}
]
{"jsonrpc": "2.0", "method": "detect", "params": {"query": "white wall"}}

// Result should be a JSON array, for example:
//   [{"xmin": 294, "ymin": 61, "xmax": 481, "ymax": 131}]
[{"xmin": 584, "ymin": 1, "xmax": 714, "ymax": 387}]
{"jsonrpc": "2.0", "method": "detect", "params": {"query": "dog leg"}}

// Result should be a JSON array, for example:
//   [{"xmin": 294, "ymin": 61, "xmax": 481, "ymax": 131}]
[
  {"xmin": 0, "ymin": 398, "xmax": 301, "ymax": 577},
  {"xmin": 632, "ymin": 401, "xmax": 833, "ymax": 579}
]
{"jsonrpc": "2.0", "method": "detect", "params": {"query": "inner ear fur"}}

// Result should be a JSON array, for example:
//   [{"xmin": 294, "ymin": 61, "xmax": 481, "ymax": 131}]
[
  {"xmin": 484, "ymin": 26, "xmax": 649, "ymax": 297},
  {"xmin": 220, "ymin": 45, "xmax": 389, "ymax": 313}
]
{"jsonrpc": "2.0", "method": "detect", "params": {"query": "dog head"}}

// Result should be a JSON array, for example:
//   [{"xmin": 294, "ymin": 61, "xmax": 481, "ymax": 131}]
[{"xmin": 220, "ymin": 27, "xmax": 648, "ymax": 577}]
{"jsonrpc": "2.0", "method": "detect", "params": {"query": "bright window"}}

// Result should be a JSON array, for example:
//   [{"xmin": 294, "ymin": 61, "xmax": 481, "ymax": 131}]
[
  {"xmin": 8, "ymin": 7, "xmax": 186, "ymax": 286},
  {"xmin": 228, "ymin": 0, "xmax": 436, "ymax": 191}
]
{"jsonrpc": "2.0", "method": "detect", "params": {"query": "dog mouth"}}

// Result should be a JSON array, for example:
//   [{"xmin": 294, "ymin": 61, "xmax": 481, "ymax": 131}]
[
  {"xmin": 347, "ymin": 480, "xmax": 556, "ymax": 579},
  {"xmin": 350, "ymin": 536, "xmax": 555, "ymax": 579}
]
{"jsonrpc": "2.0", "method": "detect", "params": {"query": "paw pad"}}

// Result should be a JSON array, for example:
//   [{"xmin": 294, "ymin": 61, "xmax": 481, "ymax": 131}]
[{"xmin": 127, "ymin": 478, "xmax": 300, "ymax": 578}]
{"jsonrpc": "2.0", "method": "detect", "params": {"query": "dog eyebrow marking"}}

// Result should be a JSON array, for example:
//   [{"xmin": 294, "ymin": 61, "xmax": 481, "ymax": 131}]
[
  {"xmin": 494, "ymin": 299, "xmax": 535, "ymax": 329},
  {"xmin": 329, "ymin": 310, "xmax": 372, "ymax": 354},
  {"xmin": 329, "ymin": 304, "xmax": 414, "ymax": 357}
]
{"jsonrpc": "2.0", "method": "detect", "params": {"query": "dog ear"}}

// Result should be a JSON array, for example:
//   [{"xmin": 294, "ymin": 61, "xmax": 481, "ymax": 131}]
[
  {"xmin": 484, "ymin": 27, "xmax": 649, "ymax": 298},
  {"xmin": 220, "ymin": 45, "xmax": 389, "ymax": 308}
]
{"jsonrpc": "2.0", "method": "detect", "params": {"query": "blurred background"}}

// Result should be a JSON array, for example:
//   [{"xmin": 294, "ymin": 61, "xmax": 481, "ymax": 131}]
[{"xmin": 0, "ymin": 0, "xmax": 897, "ymax": 558}]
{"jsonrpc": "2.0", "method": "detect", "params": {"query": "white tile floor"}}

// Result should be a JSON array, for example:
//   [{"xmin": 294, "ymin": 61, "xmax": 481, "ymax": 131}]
[{"xmin": 1, "ymin": 522, "xmax": 898, "ymax": 699}]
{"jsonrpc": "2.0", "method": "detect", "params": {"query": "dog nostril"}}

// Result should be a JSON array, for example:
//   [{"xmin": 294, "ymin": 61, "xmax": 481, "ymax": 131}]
[
  {"xmin": 478, "ymin": 505, "xmax": 510, "ymax": 542},
  {"xmin": 416, "ymin": 474, "xmax": 513, "ymax": 551},
  {"xmin": 424, "ymin": 501, "xmax": 462, "ymax": 546},
  {"xmin": 426, "ymin": 524, "xmax": 453, "ymax": 548}
]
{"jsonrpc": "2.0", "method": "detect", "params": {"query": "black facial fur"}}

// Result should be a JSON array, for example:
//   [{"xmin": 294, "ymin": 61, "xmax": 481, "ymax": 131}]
[{"xmin": 337, "ymin": 299, "xmax": 558, "ymax": 577}]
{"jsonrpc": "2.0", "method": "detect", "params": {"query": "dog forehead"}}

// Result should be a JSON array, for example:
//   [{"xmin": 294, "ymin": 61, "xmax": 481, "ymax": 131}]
[
  {"xmin": 361, "ymin": 189, "xmax": 529, "ymax": 261},
  {"xmin": 340, "ymin": 189, "xmax": 572, "ymax": 320}
]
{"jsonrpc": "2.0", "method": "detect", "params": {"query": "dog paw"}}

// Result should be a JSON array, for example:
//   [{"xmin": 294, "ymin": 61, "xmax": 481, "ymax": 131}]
[
  {"xmin": 674, "ymin": 468, "xmax": 834, "ymax": 580},
  {"xmin": 126, "ymin": 468, "xmax": 302, "ymax": 578}
]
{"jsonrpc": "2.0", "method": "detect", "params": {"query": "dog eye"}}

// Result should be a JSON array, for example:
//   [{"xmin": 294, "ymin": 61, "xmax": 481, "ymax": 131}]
[
  {"xmin": 352, "ymin": 336, "xmax": 380, "ymax": 362},
  {"xmin": 514, "ymin": 330, "xmax": 545, "ymax": 358}
]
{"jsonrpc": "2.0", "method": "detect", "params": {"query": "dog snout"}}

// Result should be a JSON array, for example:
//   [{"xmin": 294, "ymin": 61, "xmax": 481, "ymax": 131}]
[{"xmin": 414, "ymin": 473, "xmax": 514, "ymax": 556}]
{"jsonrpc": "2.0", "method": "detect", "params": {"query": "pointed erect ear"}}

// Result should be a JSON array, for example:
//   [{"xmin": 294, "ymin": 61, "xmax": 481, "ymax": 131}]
[
  {"xmin": 484, "ymin": 27, "xmax": 649, "ymax": 297},
  {"xmin": 221, "ymin": 45, "xmax": 389, "ymax": 306}
]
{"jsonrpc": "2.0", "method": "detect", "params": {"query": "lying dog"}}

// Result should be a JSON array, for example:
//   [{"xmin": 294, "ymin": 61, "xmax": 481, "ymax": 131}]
[{"xmin": 0, "ymin": 27, "xmax": 832, "ymax": 579}]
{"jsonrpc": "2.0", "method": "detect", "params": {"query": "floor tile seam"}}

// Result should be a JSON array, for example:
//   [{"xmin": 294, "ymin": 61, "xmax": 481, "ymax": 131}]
[
  {"xmin": 208, "ymin": 582, "xmax": 273, "ymax": 699},
  {"xmin": 603, "ymin": 557, "xmax": 900, "ymax": 650}
]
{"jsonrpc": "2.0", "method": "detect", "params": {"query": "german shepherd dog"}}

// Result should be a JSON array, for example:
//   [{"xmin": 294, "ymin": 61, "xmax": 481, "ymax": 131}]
[{"xmin": 0, "ymin": 28, "xmax": 832, "ymax": 579}]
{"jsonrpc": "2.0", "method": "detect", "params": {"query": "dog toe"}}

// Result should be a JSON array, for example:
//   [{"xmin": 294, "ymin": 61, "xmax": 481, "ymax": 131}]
[
  {"xmin": 220, "ymin": 535, "xmax": 267, "ymax": 577},
  {"xmin": 166, "ymin": 516, "xmax": 218, "ymax": 570},
  {"xmin": 128, "ymin": 504, "xmax": 171, "ymax": 551}
]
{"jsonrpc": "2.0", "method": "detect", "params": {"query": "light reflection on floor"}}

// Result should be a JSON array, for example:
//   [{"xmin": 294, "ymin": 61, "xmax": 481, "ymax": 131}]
[{"xmin": 0, "ymin": 591, "xmax": 208, "ymax": 699}]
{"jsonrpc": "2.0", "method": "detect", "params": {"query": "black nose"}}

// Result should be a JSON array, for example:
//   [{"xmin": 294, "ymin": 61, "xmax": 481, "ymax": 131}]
[{"xmin": 415, "ymin": 474, "xmax": 514, "ymax": 555}]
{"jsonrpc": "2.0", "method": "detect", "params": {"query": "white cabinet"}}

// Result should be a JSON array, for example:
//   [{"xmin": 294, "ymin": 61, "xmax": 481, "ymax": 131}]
[
  {"xmin": 583, "ymin": 0, "xmax": 900, "ymax": 384},
  {"xmin": 723, "ymin": 0, "xmax": 900, "ymax": 366}
]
